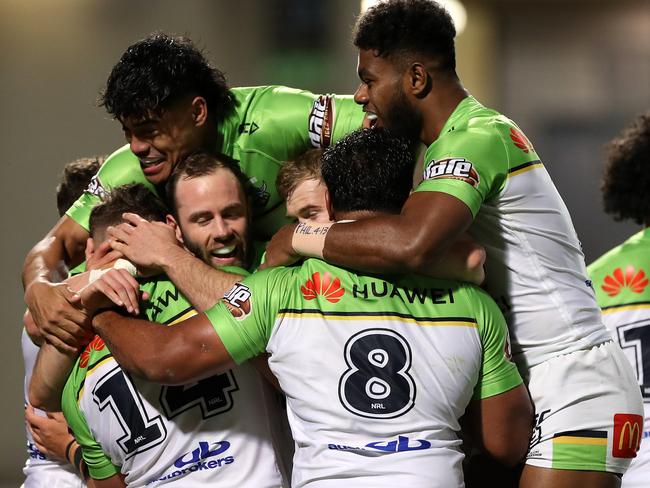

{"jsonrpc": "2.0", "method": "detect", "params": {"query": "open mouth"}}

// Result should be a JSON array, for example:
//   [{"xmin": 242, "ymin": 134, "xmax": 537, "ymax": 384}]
[
  {"xmin": 139, "ymin": 158, "xmax": 166, "ymax": 175},
  {"xmin": 366, "ymin": 112, "xmax": 379, "ymax": 128},
  {"xmin": 210, "ymin": 244, "xmax": 237, "ymax": 259}
]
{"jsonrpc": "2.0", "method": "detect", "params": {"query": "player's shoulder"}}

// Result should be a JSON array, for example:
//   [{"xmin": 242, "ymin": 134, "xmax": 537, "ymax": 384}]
[
  {"xmin": 429, "ymin": 97, "xmax": 537, "ymax": 164},
  {"xmin": 66, "ymin": 336, "xmax": 112, "ymax": 390},
  {"xmin": 100, "ymin": 144, "xmax": 139, "ymax": 173},
  {"xmin": 588, "ymin": 229, "xmax": 650, "ymax": 302},
  {"xmin": 406, "ymin": 274, "xmax": 498, "ymax": 313},
  {"xmin": 91, "ymin": 144, "xmax": 154, "ymax": 194},
  {"xmin": 239, "ymin": 264, "xmax": 299, "ymax": 294},
  {"xmin": 231, "ymin": 85, "xmax": 315, "ymax": 107},
  {"xmin": 588, "ymin": 229, "xmax": 650, "ymax": 275},
  {"xmin": 140, "ymin": 277, "xmax": 195, "ymax": 325}
]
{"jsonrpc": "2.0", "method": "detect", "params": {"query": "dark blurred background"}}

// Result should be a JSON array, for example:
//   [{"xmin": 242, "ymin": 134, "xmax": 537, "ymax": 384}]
[{"xmin": 1, "ymin": 0, "xmax": 648, "ymax": 483}]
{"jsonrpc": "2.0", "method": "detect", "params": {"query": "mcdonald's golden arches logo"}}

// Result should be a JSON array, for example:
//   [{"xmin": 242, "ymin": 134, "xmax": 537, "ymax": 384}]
[{"xmin": 612, "ymin": 413, "xmax": 643, "ymax": 458}]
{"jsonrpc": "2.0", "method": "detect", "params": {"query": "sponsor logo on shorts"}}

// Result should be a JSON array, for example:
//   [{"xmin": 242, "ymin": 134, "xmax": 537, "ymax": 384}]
[
  {"xmin": 328, "ymin": 435, "xmax": 431, "ymax": 453},
  {"xmin": 613, "ymin": 413, "xmax": 643, "ymax": 458},
  {"xmin": 601, "ymin": 266, "xmax": 648, "ymax": 297},
  {"xmin": 223, "ymin": 283, "xmax": 252, "ymax": 320},
  {"xmin": 301, "ymin": 272, "xmax": 345, "ymax": 303},
  {"xmin": 510, "ymin": 127, "xmax": 534, "ymax": 153},
  {"xmin": 79, "ymin": 336, "xmax": 106, "ymax": 368},
  {"xmin": 530, "ymin": 408, "xmax": 551, "ymax": 448},
  {"xmin": 422, "ymin": 157, "xmax": 479, "ymax": 188},
  {"xmin": 86, "ymin": 174, "xmax": 108, "ymax": 200},
  {"xmin": 147, "ymin": 440, "xmax": 234, "ymax": 485},
  {"xmin": 308, "ymin": 95, "xmax": 334, "ymax": 148}
]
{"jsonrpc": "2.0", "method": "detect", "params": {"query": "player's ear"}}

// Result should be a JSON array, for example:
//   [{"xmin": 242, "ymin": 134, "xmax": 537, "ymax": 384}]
[
  {"xmin": 190, "ymin": 96, "xmax": 209, "ymax": 127},
  {"xmin": 408, "ymin": 63, "xmax": 432, "ymax": 99},
  {"xmin": 84, "ymin": 237, "xmax": 95, "ymax": 262},
  {"xmin": 325, "ymin": 189, "xmax": 335, "ymax": 222},
  {"xmin": 166, "ymin": 215, "xmax": 184, "ymax": 244}
]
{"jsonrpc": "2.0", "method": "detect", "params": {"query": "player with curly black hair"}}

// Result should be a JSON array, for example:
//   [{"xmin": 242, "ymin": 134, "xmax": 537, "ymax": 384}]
[
  {"xmin": 321, "ymin": 128, "xmax": 415, "ymax": 215},
  {"xmin": 264, "ymin": 2, "xmax": 643, "ymax": 487},
  {"xmin": 588, "ymin": 111, "xmax": 650, "ymax": 488},
  {"xmin": 101, "ymin": 33, "xmax": 236, "ymax": 128},
  {"xmin": 23, "ymin": 32, "xmax": 365, "ymax": 355},
  {"xmin": 601, "ymin": 112, "xmax": 650, "ymax": 225}
]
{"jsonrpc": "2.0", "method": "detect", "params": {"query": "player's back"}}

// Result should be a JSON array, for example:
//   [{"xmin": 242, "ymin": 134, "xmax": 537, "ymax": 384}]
[
  {"xmin": 62, "ymin": 278, "xmax": 289, "ymax": 487},
  {"xmin": 588, "ymin": 228, "xmax": 650, "ymax": 487},
  {"xmin": 218, "ymin": 259, "xmax": 520, "ymax": 487}
]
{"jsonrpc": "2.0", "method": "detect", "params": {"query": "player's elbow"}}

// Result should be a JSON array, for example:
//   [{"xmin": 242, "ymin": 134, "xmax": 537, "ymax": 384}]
[
  {"xmin": 485, "ymin": 432, "xmax": 530, "ymax": 467},
  {"xmin": 400, "ymin": 233, "xmax": 445, "ymax": 272},
  {"xmin": 484, "ymin": 398, "xmax": 534, "ymax": 466},
  {"xmin": 28, "ymin": 384, "xmax": 60, "ymax": 412}
]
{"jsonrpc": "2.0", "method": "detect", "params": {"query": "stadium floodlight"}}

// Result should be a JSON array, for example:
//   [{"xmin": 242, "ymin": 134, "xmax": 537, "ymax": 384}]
[{"xmin": 359, "ymin": 0, "xmax": 467, "ymax": 36}]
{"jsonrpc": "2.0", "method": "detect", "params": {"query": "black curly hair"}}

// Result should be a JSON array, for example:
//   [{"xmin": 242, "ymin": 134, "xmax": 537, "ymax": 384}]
[
  {"xmin": 100, "ymin": 32, "xmax": 237, "ymax": 124},
  {"xmin": 321, "ymin": 128, "xmax": 416, "ymax": 214},
  {"xmin": 354, "ymin": 0, "xmax": 456, "ymax": 72},
  {"xmin": 602, "ymin": 111, "xmax": 650, "ymax": 225}
]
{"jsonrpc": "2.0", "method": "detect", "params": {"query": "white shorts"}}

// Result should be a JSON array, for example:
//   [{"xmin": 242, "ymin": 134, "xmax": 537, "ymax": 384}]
[
  {"xmin": 525, "ymin": 340, "xmax": 643, "ymax": 474},
  {"xmin": 22, "ymin": 466, "xmax": 85, "ymax": 488}
]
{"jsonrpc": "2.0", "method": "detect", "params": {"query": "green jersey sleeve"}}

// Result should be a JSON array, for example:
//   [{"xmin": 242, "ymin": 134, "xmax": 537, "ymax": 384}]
[
  {"xmin": 61, "ymin": 350, "xmax": 121, "ymax": 480},
  {"xmin": 416, "ymin": 127, "xmax": 510, "ymax": 218},
  {"xmin": 470, "ymin": 287, "xmax": 522, "ymax": 399},
  {"xmin": 205, "ymin": 267, "xmax": 294, "ymax": 364},
  {"xmin": 66, "ymin": 145, "xmax": 158, "ymax": 230}
]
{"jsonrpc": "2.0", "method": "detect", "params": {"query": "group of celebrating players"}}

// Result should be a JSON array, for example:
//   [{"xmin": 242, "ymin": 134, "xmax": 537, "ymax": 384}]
[{"xmin": 19, "ymin": 1, "xmax": 649, "ymax": 487}]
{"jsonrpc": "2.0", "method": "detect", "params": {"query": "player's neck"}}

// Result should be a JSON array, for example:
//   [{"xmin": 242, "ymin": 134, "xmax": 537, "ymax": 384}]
[{"xmin": 420, "ymin": 78, "xmax": 468, "ymax": 146}]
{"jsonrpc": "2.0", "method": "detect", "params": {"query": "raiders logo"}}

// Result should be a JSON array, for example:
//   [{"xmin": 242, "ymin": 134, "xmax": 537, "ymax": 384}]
[
  {"xmin": 223, "ymin": 283, "xmax": 252, "ymax": 320},
  {"xmin": 308, "ymin": 95, "xmax": 335, "ymax": 148},
  {"xmin": 423, "ymin": 157, "xmax": 479, "ymax": 188},
  {"xmin": 86, "ymin": 174, "xmax": 108, "ymax": 200}
]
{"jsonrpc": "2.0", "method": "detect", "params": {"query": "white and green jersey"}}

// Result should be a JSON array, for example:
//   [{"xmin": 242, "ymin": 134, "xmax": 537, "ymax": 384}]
[
  {"xmin": 61, "ymin": 277, "xmax": 288, "ymax": 487},
  {"xmin": 21, "ymin": 330, "xmax": 85, "ymax": 487},
  {"xmin": 206, "ymin": 259, "xmax": 522, "ymax": 487},
  {"xmin": 588, "ymin": 228, "xmax": 650, "ymax": 487},
  {"xmin": 66, "ymin": 86, "xmax": 363, "ymax": 238},
  {"xmin": 415, "ymin": 96, "xmax": 611, "ymax": 370}
]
